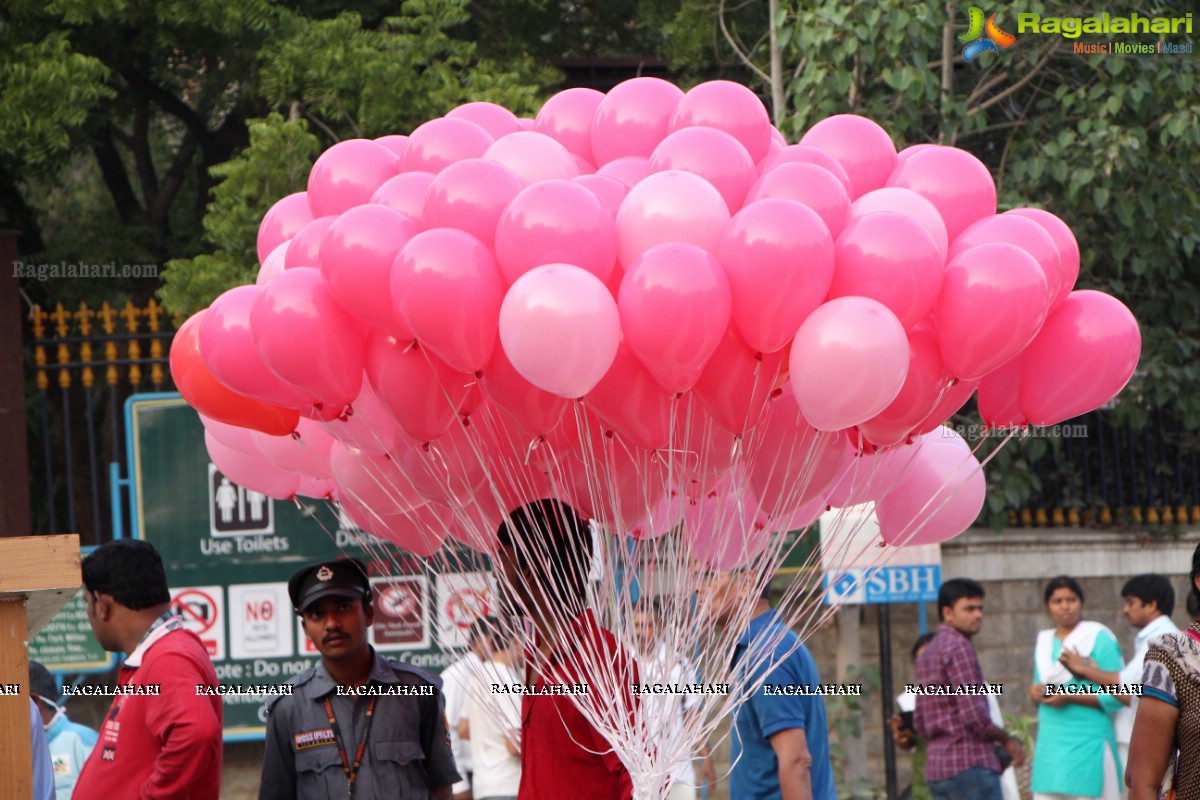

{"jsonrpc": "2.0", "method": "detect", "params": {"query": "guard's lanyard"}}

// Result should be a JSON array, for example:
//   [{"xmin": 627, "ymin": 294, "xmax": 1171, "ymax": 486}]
[{"xmin": 324, "ymin": 694, "xmax": 378, "ymax": 799}]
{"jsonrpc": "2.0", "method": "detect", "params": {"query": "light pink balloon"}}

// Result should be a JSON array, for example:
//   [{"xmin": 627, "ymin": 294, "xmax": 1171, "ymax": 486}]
[
  {"xmin": 447, "ymin": 102, "xmax": 523, "ymax": 139},
  {"xmin": 849, "ymin": 187, "xmax": 949, "ymax": 262},
  {"xmin": 1018, "ymin": 291, "xmax": 1141, "ymax": 426},
  {"xmin": 391, "ymin": 425, "xmax": 487, "ymax": 506},
  {"xmin": 631, "ymin": 483, "xmax": 687, "ymax": 540},
  {"xmin": 693, "ymin": 325, "xmax": 784, "ymax": 434},
  {"xmin": 671, "ymin": 407, "xmax": 739, "ymax": 481},
  {"xmin": 499, "ymin": 264, "xmax": 621, "ymax": 398},
  {"xmin": 296, "ymin": 476, "xmax": 336, "ymax": 499},
  {"xmin": 200, "ymin": 413, "xmax": 260, "ymax": 453},
  {"xmin": 856, "ymin": 323, "xmax": 951, "ymax": 447},
  {"xmin": 199, "ymin": 285, "xmax": 315, "ymax": 409},
  {"xmin": 365, "ymin": 334, "xmax": 471, "ymax": 442},
  {"xmin": 829, "ymin": 211, "xmax": 944, "ymax": 328},
  {"xmin": 913, "ymin": 378, "xmax": 980, "ymax": 437},
  {"xmin": 402, "ymin": 117, "xmax": 494, "ymax": 173},
  {"xmin": 684, "ymin": 490, "xmax": 771, "ymax": 569},
  {"xmin": 535, "ymin": 88, "xmax": 606, "ymax": 163},
  {"xmin": 323, "ymin": 379, "xmax": 400, "ymax": 455},
  {"xmin": 321, "ymin": 204, "xmax": 420, "ymax": 338},
  {"xmin": 370, "ymin": 171, "xmax": 435, "ymax": 219},
  {"xmin": 977, "ymin": 356, "xmax": 1025, "ymax": 428},
  {"xmin": 935, "ymin": 243, "xmax": 1049, "ymax": 380},
  {"xmin": 373, "ymin": 135, "xmax": 409, "ymax": 158},
  {"xmin": 585, "ymin": 340, "xmax": 674, "ymax": 451},
  {"xmin": 341, "ymin": 496, "xmax": 449, "ymax": 557},
  {"xmin": 670, "ymin": 80, "xmax": 772, "ymax": 163},
  {"xmin": 790, "ymin": 297, "xmax": 909, "ymax": 431},
  {"xmin": 759, "ymin": 145, "xmax": 853, "ymax": 193},
  {"xmin": 254, "ymin": 418, "xmax": 335, "ymax": 479},
  {"xmin": 648, "ymin": 126, "xmax": 757, "ymax": 212},
  {"xmin": 250, "ymin": 268, "xmax": 367, "ymax": 411},
  {"xmin": 886, "ymin": 146, "xmax": 996, "ymax": 240},
  {"xmin": 748, "ymin": 389, "xmax": 848, "ymax": 516},
  {"xmin": 619, "ymin": 242, "xmax": 732, "ymax": 393},
  {"xmin": 1006, "ymin": 208, "xmax": 1080, "ymax": 312},
  {"xmin": 746, "ymin": 162, "xmax": 851, "ymax": 237},
  {"xmin": 615, "ymin": 170, "xmax": 730, "ymax": 269},
  {"xmin": 257, "ymin": 192, "xmax": 313, "ymax": 263},
  {"xmin": 255, "ymin": 241, "xmax": 289, "ymax": 286},
  {"xmin": 876, "ymin": 435, "xmax": 986, "ymax": 546},
  {"xmin": 495, "ymin": 179, "xmax": 616, "ymax": 286},
  {"xmin": 392, "ymin": 228, "xmax": 504, "ymax": 372},
  {"xmin": 307, "ymin": 139, "xmax": 400, "ymax": 218},
  {"xmin": 479, "ymin": 344, "xmax": 568, "ymax": 436},
  {"xmin": 205, "ymin": 431, "xmax": 300, "ymax": 500},
  {"xmin": 950, "ymin": 214, "xmax": 1061, "ymax": 309},
  {"xmin": 284, "ymin": 216, "xmax": 335, "ymax": 270},
  {"xmin": 596, "ymin": 156, "xmax": 650, "ymax": 189},
  {"xmin": 329, "ymin": 442, "xmax": 426, "ymax": 514},
  {"xmin": 484, "ymin": 131, "xmax": 580, "ymax": 184},
  {"xmin": 799, "ymin": 115, "xmax": 898, "ymax": 198},
  {"xmin": 718, "ymin": 198, "xmax": 835, "ymax": 353},
  {"xmin": 827, "ymin": 443, "xmax": 920, "ymax": 507},
  {"xmin": 591, "ymin": 77, "xmax": 685, "ymax": 165},
  {"xmin": 420, "ymin": 158, "xmax": 525, "ymax": 246},
  {"xmin": 571, "ymin": 174, "xmax": 628, "ymax": 219}
]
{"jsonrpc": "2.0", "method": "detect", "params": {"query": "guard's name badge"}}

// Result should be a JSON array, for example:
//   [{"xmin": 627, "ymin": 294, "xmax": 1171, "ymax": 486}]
[{"xmin": 294, "ymin": 728, "xmax": 337, "ymax": 750}]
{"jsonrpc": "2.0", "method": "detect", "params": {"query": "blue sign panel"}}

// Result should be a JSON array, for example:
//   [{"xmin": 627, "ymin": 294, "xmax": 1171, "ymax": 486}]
[{"xmin": 823, "ymin": 564, "xmax": 941, "ymax": 605}]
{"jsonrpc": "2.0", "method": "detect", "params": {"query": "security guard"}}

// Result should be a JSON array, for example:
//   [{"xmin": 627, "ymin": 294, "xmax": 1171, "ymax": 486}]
[{"xmin": 259, "ymin": 558, "xmax": 460, "ymax": 800}]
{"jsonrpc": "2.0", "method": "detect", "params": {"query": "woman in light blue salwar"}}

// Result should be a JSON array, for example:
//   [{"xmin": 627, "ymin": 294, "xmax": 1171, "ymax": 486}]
[{"xmin": 1028, "ymin": 575, "xmax": 1124, "ymax": 800}]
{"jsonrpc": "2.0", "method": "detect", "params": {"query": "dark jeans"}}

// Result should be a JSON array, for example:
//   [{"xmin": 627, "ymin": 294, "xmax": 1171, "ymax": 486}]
[{"xmin": 928, "ymin": 766, "xmax": 1003, "ymax": 800}]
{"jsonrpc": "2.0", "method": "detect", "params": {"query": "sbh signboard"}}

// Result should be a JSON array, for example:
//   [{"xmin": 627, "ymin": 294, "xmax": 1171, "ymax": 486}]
[
  {"xmin": 820, "ymin": 505, "xmax": 942, "ymax": 605},
  {"xmin": 123, "ymin": 394, "xmax": 497, "ymax": 740}
]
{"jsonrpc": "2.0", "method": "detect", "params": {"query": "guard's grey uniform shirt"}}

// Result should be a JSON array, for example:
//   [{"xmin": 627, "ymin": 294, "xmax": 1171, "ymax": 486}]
[{"xmin": 259, "ymin": 649, "xmax": 461, "ymax": 799}]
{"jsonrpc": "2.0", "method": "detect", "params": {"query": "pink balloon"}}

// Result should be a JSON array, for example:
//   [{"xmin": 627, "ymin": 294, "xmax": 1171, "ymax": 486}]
[
  {"xmin": 321, "ymin": 205, "xmax": 420, "ymax": 338},
  {"xmin": 693, "ymin": 325, "xmax": 784, "ymax": 435},
  {"xmin": 499, "ymin": 264, "xmax": 621, "ymax": 398},
  {"xmin": 935, "ymin": 243, "xmax": 1049, "ymax": 380},
  {"xmin": 670, "ymin": 80, "xmax": 772, "ymax": 163},
  {"xmin": 799, "ymin": 115, "xmax": 898, "ymax": 198},
  {"xmin": 257, "ymin": 192, "xmax": 313, "ymax": 263},
  {"xmin": 323, "ymin": 379, "xmax": 400, "ymax": 455},
  {"xmin": 296, "ymin": 476, "xmax": 335, "ymax": 500},
  {"xmin": 571, "ymin": 174, "xmax": 628, "ymax": 219},
  {"xmin": 479, "ymin": 344, "xmax": 568, "ymax": 436},
  {"xmin": 200, "ymin": 413, "xmax": 260, "ymax": 453},
  {"xmin": 895, "ymin": 143, "xmax": 942, "ymax": 170},
  {"xmin": 950, "ymin": 214, "xmax": 1061, "ymax": 309},
  {"xmin": 619, "ymin": 242, "xmax": 732, "ymax": 393},
  {"xmin": 391, "ymin": 424, "xmax": 487, "ymax": 506},
  {"xmin": 329, "ymin": 442, "xmax": 426, "ymax": 514},
  {"xmin": 615, "ymin": 170, "xmax": 730, "ymax": 269},
  {"xmin": 199, "ymin": 285, "xmax": 315, "ymax": 409},
  {"xmin": 447, "ymin": 102, "xmax": 523, "ymax": 139},
  {"xmin": 254, "ymin": 418, "xmax": 335, "ymax": 479},
  {"xmin": 1018, "ymin": 291, "xmax": 1141, "ymax": 425},
  {"xmin": 1007, "ymin": 208, "xmax": 1080, "ymax": 312},
  {"xmin": 876, "ymin": 435, "xmax": 986, "ymax": 546},
  {"xmin": 829, "ymin": 211, "xmax": 944, "ymax": 328},
  {"xmin": 759, "ymin": 145, "xmax": 853, "ymax": 193},
  {"xmin": 373, "ymin": 135, "xmax": 409, "ymax": 158},
  {"xmin": 596, "ymin": 156, "xmax": 650, "ymax": 189},
  {"xmin": 591, "ymin": 77, "xmax": 684, "ymax": 165},
  {"xmin": 790, "ymin": 297, "xmax": 909, "ymax": 431},
  {"xmin": 718, "ymin": 198, "xmax": 835, "ymax": 353},
  {"xmin": 205, "ymin": 431, "xmax": 300, "ymax": 500},
  {"xmin": 250, "ymin": 268, "xmax": 367, "ymax": 411},
  {"xmin": 392, "ymin": 228, "xmax": 504, "ymax": 372},
  {"xmin": 484, "ymin": 132, "xmax": 580, "ymax": 184},
  {"xmin": 535, "ymin": 88, "xmax": 606, "ymax": 163},
  {"xmin": 827, "ymin": 443, "xmax": 920, "ymax": 507},
  {"xmin": 420, "ymin": 158, "xmax": 525, "ymax": 246},
  {"xmin": 684, "ymin": 489, "xmax": 771, "ymax": 569},
  {"xmin": 671, "ymin": 407, "xmax": 739, "ymax": 481},
  {"xmin": 977, "ymin": 356, "xmax": 1025, "ymax": 428},
  {"xmin": 449, "ymin": 495, "xmax": 504, "ymax": 553},
  {"xmin": 849, "ymin": 188, "xmax": 949, "ymax": 262},
  {"xmin": 648, "ymin": 126, "xmax": 757, "ymax": 212},
  {"xmin": 585, "ymin": 341, "xmax": 674, "ymax": 451},
  {"xmin": 370, "ymin": 171, "xmax": 435, "ymax": 219},
  {"xmin": 308, "ymin": 139, "xmax": 400, "ymax": 218},
  {"xmin": 283, "ymin": 216, "xmax": 335, "ymax": 270},
  {"xmin": 365, "ymin": 334, "xmax": 471, "ymax": 442},
  {"xmin": 887, "ymin": 146, "xmax": 996, "ymax": 240},
  {"xmin": 856, "ymin": 323, "xmax": 951, "ymax": 447},
  {"xmin": 402, "ymin": 118, "xmax": 493, "ymax": 173},
  {"xmin": 495, "ymin": 180, "xmax": 616, "ymax": 286},
  {"xmin": 631, "ymin": 483, "xmax": 687, "ymax": 540},
  {"xmin": 913, "ymin": 378, "xmax": 980, "ymax": 437},
  {"xmin": 748, "ymin": 389, "xmax": 847, "ymax": 516},
  {"xmin": 341, "ymin": 496, "xmax": 449, "ymax": 557},
  {"xmin": 746, "ymin": 162, "xmax": 851, "ymax": 238},
  {"xmin": 255, "ymin": 241, "xmax": 289, "ymax": 286}
]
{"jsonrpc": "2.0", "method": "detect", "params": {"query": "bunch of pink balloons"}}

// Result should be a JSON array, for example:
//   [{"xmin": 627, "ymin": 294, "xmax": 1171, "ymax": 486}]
[{"xmin": 171, "ymin": 77, "xmax": 1142, "ymax": 557}]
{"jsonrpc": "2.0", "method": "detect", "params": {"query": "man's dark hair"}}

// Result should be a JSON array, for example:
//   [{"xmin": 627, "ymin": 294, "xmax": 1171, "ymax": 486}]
[
  {"xmin": 1189, "ymin": 542, "xmax": 1200, "ymax": 620},
  {"xmin": 468, "ymin": 615, "xmax": 502, "ymax": 647},
  {"xmin": 1043, "ymin": 575, "xmax": 1085, "ymax": 606},
  {"xmin": 937, "ymin": 578, "xmax": 985, "ymax": 621},
  {"xmin": 911, "ymin": 632, "xmax": 937, "ymax": 661},
  {"xmin": 497, "ymin": 499, "xmax": 592, "ymax": 607},
  {"xmin": 1121, "ymin": 574, "xmax": 1175, "ymax": 618},
  {"xmin": 81, "ymin": 540, "xmax": 170, "ymax": 610}
]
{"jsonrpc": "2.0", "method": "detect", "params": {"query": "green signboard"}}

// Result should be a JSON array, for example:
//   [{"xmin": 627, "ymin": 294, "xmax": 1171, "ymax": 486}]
[
  {"xmin": 126, "ymin": 394, "xmax": 496, "ymax": 740},
  {"xmin": 29, "ymin": 584, "xmax": 114, "ymax": 673}
]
